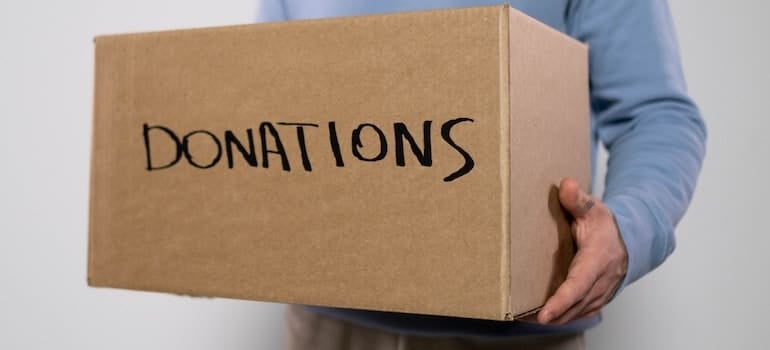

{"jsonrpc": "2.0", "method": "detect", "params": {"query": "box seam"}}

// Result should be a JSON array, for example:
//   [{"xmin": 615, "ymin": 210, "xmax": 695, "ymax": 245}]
[{"xmin": 498, "ymin": 4, "xmax": 513, "ymax": 321}]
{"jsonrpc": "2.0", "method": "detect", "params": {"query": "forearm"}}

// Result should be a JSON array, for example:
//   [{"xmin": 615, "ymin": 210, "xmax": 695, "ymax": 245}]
[
  {"xmin": 604, "ymin": 101, "xmax": 706, "ymax": 289},
  {"xmin": 569, "ymin": 0, "xmax": 707, "ymax": 290}
]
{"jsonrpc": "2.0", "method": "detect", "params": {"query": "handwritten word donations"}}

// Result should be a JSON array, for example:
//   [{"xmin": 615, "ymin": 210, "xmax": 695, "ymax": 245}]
[{"xmin": 143, "ymin": 118, "xmax": 474, "ymax": 182}]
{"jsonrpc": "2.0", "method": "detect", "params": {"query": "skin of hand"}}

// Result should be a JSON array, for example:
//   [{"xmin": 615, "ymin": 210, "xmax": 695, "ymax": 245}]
[{"xmin": 536, "ymin": 177, "xmax": 629, "ymax": 325}]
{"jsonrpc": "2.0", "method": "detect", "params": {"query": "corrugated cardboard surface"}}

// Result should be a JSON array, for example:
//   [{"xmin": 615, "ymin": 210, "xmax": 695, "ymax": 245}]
[
  {"xmin": 89, "ymin": 5, "xmax": 587, "ymax": 320},
  {"xmin": 506, "ymin": 10, "xmax": 589, "ymax": 316}
]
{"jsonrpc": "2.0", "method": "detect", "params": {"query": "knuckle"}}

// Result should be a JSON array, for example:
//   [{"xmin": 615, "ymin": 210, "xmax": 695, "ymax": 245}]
[{"xmin": 557, "ymin": 282, "xmax": 590, "ymax": 305}]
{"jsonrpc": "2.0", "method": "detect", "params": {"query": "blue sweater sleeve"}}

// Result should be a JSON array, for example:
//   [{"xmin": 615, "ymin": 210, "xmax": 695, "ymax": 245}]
[
  {"xmin": 256, "ymin": 0, "xmax": 288, "ymax": 22},
  {"xmin": 567, "ymin": 0, "xmax": 707, "ymax": 291}
]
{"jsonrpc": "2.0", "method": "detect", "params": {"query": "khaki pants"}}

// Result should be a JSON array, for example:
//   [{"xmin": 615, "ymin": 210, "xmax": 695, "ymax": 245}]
[{"xmin": 285, "ymin": 305, "xmax": 586, "ymax": 350}]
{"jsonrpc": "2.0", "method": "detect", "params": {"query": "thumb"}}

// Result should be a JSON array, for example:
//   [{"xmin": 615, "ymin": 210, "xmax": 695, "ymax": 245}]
[{"xmin": 559, "ymin": 177, "xmax": 594, "ymax": 219}]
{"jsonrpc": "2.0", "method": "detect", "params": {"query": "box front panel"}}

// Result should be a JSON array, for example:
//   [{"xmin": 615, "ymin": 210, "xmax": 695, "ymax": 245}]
[{"xmin": 90, "ymin": 6, "xmax": 506, "ymax": 319}]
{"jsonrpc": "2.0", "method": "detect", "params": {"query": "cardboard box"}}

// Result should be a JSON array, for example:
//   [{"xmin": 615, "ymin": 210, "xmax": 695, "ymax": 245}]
[{"xmin": 88, "ymin": 4, "xmax": 589, "ymax": 320}]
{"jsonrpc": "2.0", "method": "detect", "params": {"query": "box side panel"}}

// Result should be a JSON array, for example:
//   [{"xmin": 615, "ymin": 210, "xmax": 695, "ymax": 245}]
[
  {"xmin": 88, "ymin": 38, "xmax": 133, "ymax": 286},
  {"xmin": 89, "ymin": 6, "xmax": 508, "ymax": 320},
  {"xmin": 497, "ymin": 6, "xmax": 512, "ymax": 321},
  {"xmin": 507, "ymin": 10, "xmax": 590, "ymax": 315}
]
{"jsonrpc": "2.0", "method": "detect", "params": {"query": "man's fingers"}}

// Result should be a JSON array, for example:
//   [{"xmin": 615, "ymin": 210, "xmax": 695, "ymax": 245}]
[
  {"xmin": 583, "ymin": 277, "xmax": 622, "ymax": 314},
  {"xmin": 550, "ymin": 274, "xmax": 614, "ymax": 324},
  {"xmin": 537, "ymin": 254, "xmax": 599, "ymax": 323},
  {"xmin": 539, "ymin": 277, "xmax": 592, "ymax": 324},
  {"xmin": 572, "ymin": 288, "xmax": 615, "ymax": 321},
  {"xmin": 559, "ymin": 177, "xmax": 594, "ymax": 219},
  {"xmin": 579, "ymin": 308, "xmax": 602, "ymax": 320}
]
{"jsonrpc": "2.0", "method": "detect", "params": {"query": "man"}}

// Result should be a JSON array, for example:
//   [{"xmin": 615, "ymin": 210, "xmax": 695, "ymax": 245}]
[{"xmin": 258, "ymin": 1, "xmax": 707, "ymax": 349}]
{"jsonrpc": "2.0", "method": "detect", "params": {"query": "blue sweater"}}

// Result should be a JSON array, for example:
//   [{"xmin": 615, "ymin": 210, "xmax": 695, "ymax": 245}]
[{"xmin": 258, "ymin": 0, "xmax": 707, "ymax": 336}]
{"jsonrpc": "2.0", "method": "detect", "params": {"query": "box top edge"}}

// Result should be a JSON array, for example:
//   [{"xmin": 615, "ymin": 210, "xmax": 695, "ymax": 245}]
[
  {"xmin": 507, "ymin": 6, "xmax": 588, "ymax": 51},
  {"xmin": 93, "ymin": 4, "xmax": 510, "ymax": 44}
]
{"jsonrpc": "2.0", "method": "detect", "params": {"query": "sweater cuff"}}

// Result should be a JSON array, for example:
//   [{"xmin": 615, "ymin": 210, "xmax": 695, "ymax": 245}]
[{"xmin": 603, "ymin": 193, "xmax": 664, "ymax": 297}]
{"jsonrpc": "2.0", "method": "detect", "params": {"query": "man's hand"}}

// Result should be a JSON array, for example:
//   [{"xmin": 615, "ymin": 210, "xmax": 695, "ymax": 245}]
[{"xmin": 537, "ymin": 178, "xmax": 629, "ymax": 325}]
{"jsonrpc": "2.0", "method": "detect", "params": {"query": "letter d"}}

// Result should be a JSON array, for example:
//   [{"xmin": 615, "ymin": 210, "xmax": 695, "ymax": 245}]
[{"xmin": 143, "ymin": 123, "xmax": 183, "ymax": 171}]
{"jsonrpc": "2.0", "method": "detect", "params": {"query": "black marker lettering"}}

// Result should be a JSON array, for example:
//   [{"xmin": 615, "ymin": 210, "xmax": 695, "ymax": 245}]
[
  {"xmin": 224, "ymin": 129, "xmax": 258, "ymax": 168},
  {"xmin": 141, "ymin": 117, "xmax": 475, "ymax": 182},
  {"xmin": 352, "ymin": 123, "xmax": 387, "ymax": 162},
  {"xmin": 277, "ymin": 122, "xmax": 319, "ymax": 172},
  {"xmin": 143, "ymin": 123, "xmax": 183, "ymax": 171},
  {"xmin": 259, "ymin": 122, "xmax": 291, "ymax": 171},
  {"xmin": 328, "ymin": 121, "xmax": 345, "ymax": 167},
  {"xmin": 394, "ymin": 121, "xmax": 432, "ymax": 167},
  {"xmin": 182, "ymin": 130, "xmax": 222, "ymax": 169},
  {"xmin": 441, "ymin": 117, "xmax": 475, "ymax": 182}
]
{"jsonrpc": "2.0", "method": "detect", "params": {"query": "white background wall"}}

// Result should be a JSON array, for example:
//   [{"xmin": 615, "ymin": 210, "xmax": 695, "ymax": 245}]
[
  {"xmin": 0, "ymin": 1, "xmax": 767, "ymax": 349},
  {"xmin": 589, "ymin": 1, "xmax": 770, "ymax": 349}
]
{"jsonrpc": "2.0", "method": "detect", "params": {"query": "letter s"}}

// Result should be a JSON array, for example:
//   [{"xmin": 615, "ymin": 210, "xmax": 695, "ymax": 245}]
[{"xmin": 441, "ymin": 117, "xmax": 474, "ymax": 182}]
